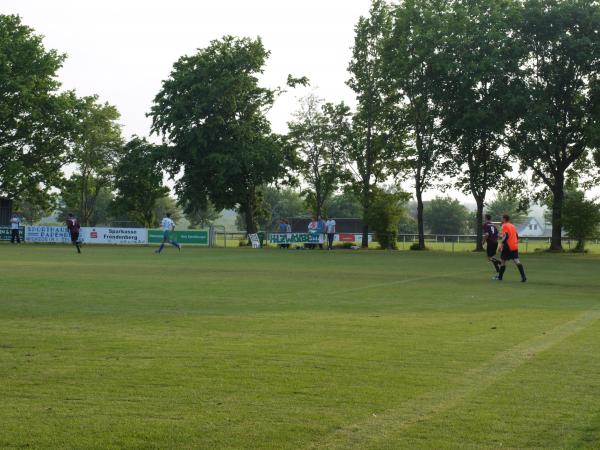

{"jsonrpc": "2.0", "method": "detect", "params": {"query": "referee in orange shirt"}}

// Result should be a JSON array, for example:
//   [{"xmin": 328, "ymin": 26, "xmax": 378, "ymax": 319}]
[{"xmin": 497, "ymin": 214, "xmax": 527, "ymax": 282}]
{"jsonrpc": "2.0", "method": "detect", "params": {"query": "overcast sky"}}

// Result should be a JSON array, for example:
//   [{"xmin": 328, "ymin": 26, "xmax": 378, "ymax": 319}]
[
  {"xmin": 4, "ymin": 0, "xmax": 371, "ymax": 135},
  {"xmin": 3, "ymin": 0, "xmax": 481, "ymax": 203}
]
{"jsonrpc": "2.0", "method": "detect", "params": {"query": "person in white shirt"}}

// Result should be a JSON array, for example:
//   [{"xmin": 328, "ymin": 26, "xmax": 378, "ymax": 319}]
[
  {"xmin": 155, "ymin": 213, "xmax": 181, "ymax": 253},
  {"xmin": 307, "ymin": 216, "xmax": 318, "ymax": 249},
  {"xmin": 325, "ymin": 216, "xmax": 336, "ymax": 250},
  {"xmin": 10, "ymin": 214, "xmax": 21, "ymax": 244}
]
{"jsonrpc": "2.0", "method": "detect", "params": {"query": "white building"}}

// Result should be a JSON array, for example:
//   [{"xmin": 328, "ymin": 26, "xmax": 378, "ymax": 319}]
[{"xmin": 516, "ymin": 217, "xmax": 548, "ymax": 237}]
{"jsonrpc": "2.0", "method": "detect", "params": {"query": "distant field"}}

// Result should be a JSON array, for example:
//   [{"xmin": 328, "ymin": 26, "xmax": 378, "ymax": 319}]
[{"xmin": 1, "ymin": 245, "xmax": 599, "ymax": 449}]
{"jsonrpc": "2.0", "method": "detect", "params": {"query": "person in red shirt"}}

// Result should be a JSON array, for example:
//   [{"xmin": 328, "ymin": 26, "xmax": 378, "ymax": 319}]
[
  {"xmin": 482, "ymin": 214, "xmax": 500, "ymax": 274},
  {"xmin": 66, "ymin": 213, "xmax": 82, "ymax": 254},
  {"xmin": 497, "ymin": 214, "xmax": 526, "ymax": 282}
]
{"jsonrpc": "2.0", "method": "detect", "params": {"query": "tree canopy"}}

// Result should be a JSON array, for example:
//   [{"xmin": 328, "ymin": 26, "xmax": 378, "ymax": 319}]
[
  {"xmin": 0, "ymin": 15, "xmax": 73, "ymax": 209},
  {"xmin": 150, "ymin": 36, "xmax": 287, "ymax": 234}
]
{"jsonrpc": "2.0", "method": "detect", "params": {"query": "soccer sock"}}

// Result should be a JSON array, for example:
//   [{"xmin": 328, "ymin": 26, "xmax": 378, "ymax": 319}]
[
  {"xmin": 491, "ymin": 258, "xmax": 501, "ymax": 273},
  {"xmin": 171, "ymin": 241, "xmax": 179, "ymax": 248},
  {"xmin": 75, "ymin": 243, "xmax": 81, "ymax": 253},
  {"xmin": 158, "ymin": 243, "xmax": 165, "ymax": 253},
  {"xmin": 517, "ymin": 263, "xmax": 526, "ymax": 280},
  {"xmin": 498, "ymin": 266, "xmax": 506, "ymax": 280}
]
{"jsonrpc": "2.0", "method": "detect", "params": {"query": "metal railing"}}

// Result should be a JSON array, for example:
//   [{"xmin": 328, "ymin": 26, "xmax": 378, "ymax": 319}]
[{"xmin": 209, "ymin": 230, "xmax": 600, "ymax": 253}]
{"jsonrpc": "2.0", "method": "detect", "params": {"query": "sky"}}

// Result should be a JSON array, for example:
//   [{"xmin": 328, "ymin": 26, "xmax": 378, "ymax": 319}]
[
  {"xmin": 4, "ymin": 0, "xmax": 486, "ymax": 204},
  {"xmin": 3, "ymin": 0, "xmax": 370, "ymax": 136}
]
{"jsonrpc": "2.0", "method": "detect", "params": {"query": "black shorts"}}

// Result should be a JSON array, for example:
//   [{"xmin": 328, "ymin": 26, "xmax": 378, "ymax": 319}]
[
  {"xmin": 486, "ymin": 242, "xmax": 498, "ymax": 258},
  {"xmin": 501, "ymin": 246, "xmax": 519, "ymax": 261},
  {"xmin": 70, "ymin": 232, "xmax": 79, "ymax": 243}
]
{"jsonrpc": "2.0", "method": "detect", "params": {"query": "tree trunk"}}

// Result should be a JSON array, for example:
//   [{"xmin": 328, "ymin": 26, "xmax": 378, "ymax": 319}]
[
  {"xmin": 474, "ymin": 196, "xmax": 484, "ymax": 252},
  {"xmin": 361, "ymin": 188, "xmax": 370, "ymax": 248},
  {"xmin": 416, "ymin": 189, "xmax": 425, "ymax": 250},
  {"xmin": 243, "ymin": 185, "xmax": 258, "ymax": 235},
  {"xmin": 361, "ymin": 222, "xmax": 369, "ymax": 249},
  {"xmin": 550, "ymin": 175, "xmax": 564, "ymax": 251},
  {"xmin": 316, "ymin": 189, "xmax": 322, "ymax": 218}
]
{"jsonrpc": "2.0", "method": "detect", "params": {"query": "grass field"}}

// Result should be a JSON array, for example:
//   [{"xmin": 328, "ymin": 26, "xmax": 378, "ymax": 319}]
[{"xmin": 1, "ymin": 245, "xmax": 600, "ymax": 449}]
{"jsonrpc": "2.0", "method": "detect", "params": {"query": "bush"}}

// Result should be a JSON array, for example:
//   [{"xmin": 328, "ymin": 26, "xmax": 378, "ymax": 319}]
[
  {"xmin": 410, "ymin": 243, "xmax": 429, "ymax": 251},
  {"xmin": 365, "ymin": 189, "xmax": 410, "ymax": 250}
]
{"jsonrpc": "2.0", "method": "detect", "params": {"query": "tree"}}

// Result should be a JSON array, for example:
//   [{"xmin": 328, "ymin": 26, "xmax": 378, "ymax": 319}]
[
  {"xmin": 287, "ymin": 93, "xmax": 342, "ymax": 217},
  {"xmin": 186, "ymin": 202, "xmax": 221, "ymax": 229},
  {"xmin": 365, "ymin": 188, "xmax": 410, "ymax": 249},
  {"xmin": 385, "ymin": 0, "xmax": 446, "ymax": 250},
  {"xmin": 437, "ymin": 0, "xmax": 519, "ymax": 251},
  {"xmin": 58, "ymin": 187, "xmax": 115, "ymax": 226},
  {"xmin": 398, "ymin": 202, "xmax": 418, "ymax": 234},
  {"xmin": 424, "ymin": 197, "xmax": 470, "ymax": 235},
  {"xmin": 507, "ymin": 0, "xmax": 600, "ymax": 251},
  {"xmin": 345, "ymin": 0, "xmax": 399, "ymax": 248},
  {"xmin": 486, "ymin": 192, "xmax": 529, "ymax": 225},
  {"xmin": 65, "ymin": 96, "xmax": 123, "ymax": 226},
  {"xmin": 13, "ymin": 198, "xmax": 56, "ymax": 224},
  {"xmin": 327, "ymin": 191, "xmax": 363, "ymax": 218},
  {"xmin": 112, "ymin": 137, "xmax": 169, "ymax": 228},
  {"xmin": 561, "ymin": 189, "xmax": 600, "ymax": 252},
  {"xmin": 0, "ymin": 15, "xmax": 73, "ymax": 210},
  {"xmin": 150, "ymin": 36, "xmax": 288, "ymax": 234},
  {"xmin": 236, "ymin": 186, "xmax": 306, "ymax": 231},
  {"xmin": 154, "ymin": 196, "xmax": 183, "ymax": 226}
]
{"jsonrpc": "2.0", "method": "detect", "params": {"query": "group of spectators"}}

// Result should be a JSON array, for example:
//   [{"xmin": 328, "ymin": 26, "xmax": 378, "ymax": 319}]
[
  {"xmin": 308, "ymin": 216, "xmax": 337, "ymax": 250},
  {"xmin": 277, "ymin": 216, "xmax": 337, "ymax": 250},
  {"xmin": 277, "ymin": 219, "xmax": 293, "ymax": 248}
]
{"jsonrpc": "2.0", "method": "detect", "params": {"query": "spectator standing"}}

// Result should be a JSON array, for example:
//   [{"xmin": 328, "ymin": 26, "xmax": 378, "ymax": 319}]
[
  {"xmin": 10, "ymin": 213, "xmax": 21, "ymax": 244},
  {"xmin": 317, "ymin": 215, "xmax": 326, "ymax": 249},
  {"xmin": 285, "ymin": 219, "xmax": 292, "ymax": 249},
  {"xmin": 325, "ymin": 216, "xmax": 336, "ymax": 250},
  {"xmin": 307, "ymin": 216, "xmax": 318, "ymax": 249},
  {"xmin": 278, "ymin": 219, "xmax": 287, "ymax": 249}
]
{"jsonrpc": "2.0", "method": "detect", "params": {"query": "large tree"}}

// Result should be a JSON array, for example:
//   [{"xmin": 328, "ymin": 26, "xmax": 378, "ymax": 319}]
[
  {"xmin": 150, "ymin": 36, "xmax": 287, "ymax": 234},
  {"xmin": 385, "ymin": 0, "xmax": 446, "ymax": 250},
  {"xmin": 507, "ymin": 0, "xmax": 600, "ymax": 251},
  {"xmin": 63, "ymin": 95, "xmax": 122, "ymax": 226},
  {"xmin": 343, "ymin": 0, "xmax": 399, "ymax": 248},
  {"xmin": 112, "ymin": 137, "xmax": 169, "ymax": 228},
  {"xmin": 287, "ymin": 93, "xmax": 341, "ymax": 217},
  {"xmin": 237, "ymin": 186, "xmax": 306, "ymax": 232},
  {"xmin": 437, "ymin": 0, "xmax": 520, "ymax": 251},
  {"xmin": 185, "ymin": 201, "xmax": 221, "ymax": 229},
  {"xmin": 327, "ymin": 191, "xmax": 363, "ymax": 218},
  {"xmin": 424, "ymin": 197, "xmax": 470, "ymax": 235},
  {"xmin": 561, "ymin": 188, "xmax": 600, "ymax": 252},
  {"xmin": 0, "ymin": 15, "xmax": 73, "ymax": 209},
  {"xmin": 486, "ymin": 192, "xmax": 529, "ymax": 224},
  {"xmin": 57, "ymin": 187, "xmax": 115, "ymax": 227}
]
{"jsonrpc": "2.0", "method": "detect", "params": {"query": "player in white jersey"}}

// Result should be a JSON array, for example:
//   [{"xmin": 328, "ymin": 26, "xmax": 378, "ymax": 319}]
[{"xmin": 155, "ymin": 213, "xmax": 181, "ymax": 253}]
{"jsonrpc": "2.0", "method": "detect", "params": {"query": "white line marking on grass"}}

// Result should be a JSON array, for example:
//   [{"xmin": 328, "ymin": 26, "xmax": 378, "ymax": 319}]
[
  {"xmin": 308, "ymin": 307, "xmax": 600, "ymax": 450},
  {"xmin": 331, "ymin": 270, "xmax": 486, "ymax": 296}
]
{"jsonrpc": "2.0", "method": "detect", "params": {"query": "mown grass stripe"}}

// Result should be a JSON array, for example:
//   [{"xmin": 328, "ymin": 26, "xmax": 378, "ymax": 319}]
[{"xmin": 310, "ymin": 307, "xmax": 600, "ymax": 450}]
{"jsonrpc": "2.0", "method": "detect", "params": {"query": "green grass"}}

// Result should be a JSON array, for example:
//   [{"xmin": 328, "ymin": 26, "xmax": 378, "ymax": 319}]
[{"xmin": 1, "ymin": 244, "xmax": 599, "ymax": 449}]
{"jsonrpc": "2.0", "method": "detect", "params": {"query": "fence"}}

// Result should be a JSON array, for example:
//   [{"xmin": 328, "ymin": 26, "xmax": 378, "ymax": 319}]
[
  {"xmin": 3, "ymin": 225, "xmax": 598, "ymax": 253},
  {"xmin": 210, "ymin": 230, "xmax": 600, "ymax": 253}
]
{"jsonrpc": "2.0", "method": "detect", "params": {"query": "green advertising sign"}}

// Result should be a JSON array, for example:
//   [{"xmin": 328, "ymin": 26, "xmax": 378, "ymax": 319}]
[
  {"xmin": 0, "ymin": 227, "xmax": 24, "ymax": 241},
  {"xmin": 148, "ymin": 229, "xmax": 209, "ymax": 245},
  {"xmin": 269, "ymin": 232, "xmax": 322, "ymax": 244}
]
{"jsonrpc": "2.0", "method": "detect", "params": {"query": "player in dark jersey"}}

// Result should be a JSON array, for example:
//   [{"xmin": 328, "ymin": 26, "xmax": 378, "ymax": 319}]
[
  {"xmin": 497, "ymin": 214, "xmax": 527, "ymax": 282},
  {"xmin": 66, "ymin": 213, "xmax": 82, "ymax": 254},
  {"xmin": 483, "ymin": 214, "xmax": 501, "ymax": 274}
]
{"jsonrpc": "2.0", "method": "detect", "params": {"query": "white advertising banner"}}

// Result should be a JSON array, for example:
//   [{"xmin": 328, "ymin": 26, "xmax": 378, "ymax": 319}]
[
  {"xmin": 80, "ymin": 227, "xmax": 148, "ymax": 245},
  {"xmin": 25, "ymin": 226, "xmax": 71, "ymax": 243}
]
